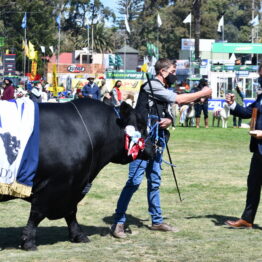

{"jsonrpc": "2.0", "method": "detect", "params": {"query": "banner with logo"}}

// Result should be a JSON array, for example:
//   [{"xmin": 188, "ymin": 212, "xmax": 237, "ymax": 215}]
[
  {"xmin": 52, "ymin": 64, "xmax": 58, "ymax": 96},
  {"xmin": 106, "ymin": 71, "xmax": 145, "ymax": 92},
  {"xmin": 31, "ymin": 60, "xmax": 37, "ymax": 78},
  {"xmin": 208, "ymin": 98, "xmax": 255, "ymax": 110}
]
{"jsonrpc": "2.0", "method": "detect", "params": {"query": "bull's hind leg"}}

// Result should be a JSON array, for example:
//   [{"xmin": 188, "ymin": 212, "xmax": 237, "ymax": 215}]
[
  {"xmin": 65, "ymin": 209, "xmax": 89, "ymax": 243},
  {"xmin": 21, "ymin": 210, "xmax": 45, "ymax": 251}
]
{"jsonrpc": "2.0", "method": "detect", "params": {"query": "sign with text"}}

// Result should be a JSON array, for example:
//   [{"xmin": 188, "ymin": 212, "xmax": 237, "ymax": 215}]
[{"xmin": 208, "ymin": 98, "xmax": 255, "ymax": 110}]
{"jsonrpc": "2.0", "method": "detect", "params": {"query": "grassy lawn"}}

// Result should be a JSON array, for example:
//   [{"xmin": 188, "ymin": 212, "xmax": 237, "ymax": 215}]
[{"xmin": 0, "ymin": 117, "xmax": 262, "ymax": 261}]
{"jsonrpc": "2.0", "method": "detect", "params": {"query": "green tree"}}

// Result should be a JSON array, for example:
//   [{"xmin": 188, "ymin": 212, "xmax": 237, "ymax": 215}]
[
  {"xmin": 62, "ymin": 0, "xmax": 115, "ymax": 51},
  {"xmin": 0, "ymin": 0, "xmax": 61, "ymax": 72},
  {"xmin": 124, "ymin": 0, "xmax": 261, "ymax": 58}
]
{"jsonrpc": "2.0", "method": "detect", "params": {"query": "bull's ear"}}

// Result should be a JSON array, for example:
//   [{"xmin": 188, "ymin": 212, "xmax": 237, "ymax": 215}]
[
  {"xmin": 117, "ymin": 102, "xmax": 136, "ymax": 128},
  {"xmin": 119, "ymin": 102, "xmax": 134, "ymax": 118}
]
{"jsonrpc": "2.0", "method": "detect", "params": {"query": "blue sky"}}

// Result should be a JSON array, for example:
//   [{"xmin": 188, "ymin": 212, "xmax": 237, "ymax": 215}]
[{"xmin": 100, "ymin": 0, "xmax": 118, "ymax": 14}]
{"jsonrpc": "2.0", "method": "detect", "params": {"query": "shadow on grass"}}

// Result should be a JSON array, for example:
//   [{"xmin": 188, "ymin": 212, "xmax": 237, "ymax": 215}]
[
  {"xmin": 103, "ymin": 214, "xmax": 150, "ymax": 232},
  {"xmin": 0, "ymin": 224, "xmax": 110, "ymax": 250},
  {"xmin": 185, "ymin": 214, "xmax": 262, "ymax": 230}
]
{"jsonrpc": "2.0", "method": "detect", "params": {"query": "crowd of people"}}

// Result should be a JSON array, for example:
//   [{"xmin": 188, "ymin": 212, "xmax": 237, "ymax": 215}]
[{"xmin": 0, "ymin": 78, "xmax": 52, "ymax": 103}]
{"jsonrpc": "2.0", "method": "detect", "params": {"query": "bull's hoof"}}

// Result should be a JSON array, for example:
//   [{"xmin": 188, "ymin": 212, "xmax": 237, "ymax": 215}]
[
  {"xmin": 20, "ymin": 242, "xmax": 37, "ymax": 251},
  {"xmin": 70, "ymin": 234, "xmax": 90, "ymax": 243}
]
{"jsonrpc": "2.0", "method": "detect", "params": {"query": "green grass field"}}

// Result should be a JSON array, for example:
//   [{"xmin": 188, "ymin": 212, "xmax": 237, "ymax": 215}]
[{"xmin": 1, "ymin": 117, "xmax": 262, "ymax": 262}]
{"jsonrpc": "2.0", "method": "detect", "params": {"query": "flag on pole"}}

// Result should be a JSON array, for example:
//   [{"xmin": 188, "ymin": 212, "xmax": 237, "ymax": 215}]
[
  {"xmin": 21, "ymin": 12, "xmax": 27, "ymax": 29},
  {"xmin": 28, "ymin": 41, "xmax": 36, "ymax": 60},
  {"xmin": 49, "ymin": 46, "xmax": 54, "ymax": 53},
  {"xmin": 84, "ymin": 17, "xmax": 89, "ymax": 28},
  {"xmin": 22, "ymin": 40, "xmax": 29, "ymax": 57},
  {"xmin": 183, "ymin": 13, "xmax": 191, "ymax": 24},
  {"xmin": 52, "ymin": 64, "xmax": 58, "ymax": 97},
  {"xmin": 157, "ymin": 13, "xmax": 162, "ymax": 27},
  {"xmin": 40, "ymin": 46, "xmax": 45, "ymax": 53},
  {"xmin": 56, "ymin": 14, "xmax": 61, "ymax": 29},
  {"xmin": 124, "ymin": 15, "xmax": 131, "ymax": 34},
  {"xmin": 250, "ymin": 15, "xmax": 260, "ymax": 27},
  {"xmin": 141, "ymin": 63, "xmax": 148, "ymax": 73},
  {"xmin": 217, "ymin": 16, "xmax": 224, "ymax": 32},
  {"xmin": 31, "ymin": 61, "xmax": 38, "ymax": 78}
]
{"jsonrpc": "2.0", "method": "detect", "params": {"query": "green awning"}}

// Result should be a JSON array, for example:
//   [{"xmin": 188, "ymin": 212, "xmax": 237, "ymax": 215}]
[{"xmin": 212, "ymin": 43, "xmax": 262, "ymax": 54}]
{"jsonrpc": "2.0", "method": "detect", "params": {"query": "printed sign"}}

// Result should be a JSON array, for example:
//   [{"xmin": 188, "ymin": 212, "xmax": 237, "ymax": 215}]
[
  {"xmin": 208, "ymin": 98, "xmax": 255, "ymax": 110},
  {"xmin": 67, "ymin": 65, "xmax": 85, "ymax": 73}
]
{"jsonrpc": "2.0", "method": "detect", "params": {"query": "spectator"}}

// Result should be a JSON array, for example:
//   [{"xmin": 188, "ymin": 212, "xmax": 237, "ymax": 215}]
[
  {"xmin": 191, "ymin": 78, "xmax": 209, "ymax": 128},
  {"xmin": 29, "ymin": 83, "xmax": 42, "ymax": 103},
  {"xmin": 15, "ymin": 87, "xmax": 27, "ymax": 99},
  {"xmin": 82, "ymin": 76, "xmax": 100, "ymax": 100},
  {"xmin": 111, "ymin": 80, "xmax": 123, "ymax": 107},
  {"xmin": 1, "ymin": 78, "xmax": 15, "ymax": 100}
]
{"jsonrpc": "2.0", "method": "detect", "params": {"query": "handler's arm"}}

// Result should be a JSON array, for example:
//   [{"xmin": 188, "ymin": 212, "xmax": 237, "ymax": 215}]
[{"xmin": 175, "ymin": 86, "xmax": 212, "ymax": 105}]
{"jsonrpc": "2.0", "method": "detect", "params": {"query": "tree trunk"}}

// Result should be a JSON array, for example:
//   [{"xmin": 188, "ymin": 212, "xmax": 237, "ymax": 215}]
[{"xmin": 193, "ymin": 0, "xmax": 201, "ymax": 61}]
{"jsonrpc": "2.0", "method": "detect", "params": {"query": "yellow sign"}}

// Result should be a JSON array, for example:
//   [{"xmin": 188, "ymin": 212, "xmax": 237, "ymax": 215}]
[
  {"xmin": 107, "ymin": 79, "xmax": 144, "ymax": 92},
  {"xmin": 48, "ymin": 86, "xmax": 64, "ymax": 93},
  {"xmin": 28, "ymin": 41, "xmax": 37, "ymax": 60},
  {"xmin": 31, "ymin": 60, "xmax": 37, "ymax": 78},
  {"xmin": 52, "ymin": 64, "xmax": 58, "ymax": 96}
]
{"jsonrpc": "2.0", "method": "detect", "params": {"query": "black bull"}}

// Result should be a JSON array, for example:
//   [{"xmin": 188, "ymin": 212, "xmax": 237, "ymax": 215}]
[{"xmin": 0, "ymin": 98, "xmax": 154, "ymax": 250}]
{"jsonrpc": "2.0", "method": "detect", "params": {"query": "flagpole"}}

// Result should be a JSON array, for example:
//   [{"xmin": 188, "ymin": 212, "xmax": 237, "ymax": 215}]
[
  {"xmin": 252, "ymin": 0, "xmax": 255, "ymax": 43},
  {"xmin": 189, "ymin": 20, "xmax": 192, "ymax": 76},
  {"xmin": 124, "ymin": 36, "xmax": 126, "ymax": 72},
  {"xmin": 43, "ymin": 49, "xmax": 46, "ymax": 80},
  {"xmin": 87, "ymin": 25, "xmax": 90, "ymax": 51},
  {"xmin": 23, "ymin": 26, "xmax": 27, "ymax": 78},
  {"xmin": 157, "ymin": 31, "xmax": 159, "ymax": 54},
  {"xmin": 57, "ymin": 23, "xmax": 61, "ymax": 76},
  {"xmin": 91, "ymin": 24, "xmax": 94, "ymax": 53},
  {"xmin": 222, "ymin": 24, "xmax": 224, "ymax": 42}
]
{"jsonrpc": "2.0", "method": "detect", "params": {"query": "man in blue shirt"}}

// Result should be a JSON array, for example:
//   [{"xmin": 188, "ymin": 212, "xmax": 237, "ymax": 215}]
[
  {"xmin": 82, "ymin": 76, "xmax": 101, "ymax": 100},
  {"xmin": 225, "ymin": 67, "xmax": 262, "ymax": 228},
  {"xmin": 111, "ymin": 58, "xmax": 212, "ymax": 238}
]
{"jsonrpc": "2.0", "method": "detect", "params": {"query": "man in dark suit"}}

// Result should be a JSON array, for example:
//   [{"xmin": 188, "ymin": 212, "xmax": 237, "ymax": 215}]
[{"xmin": 224, "ymin": 77, "xmax": 262, "ymax": 228}]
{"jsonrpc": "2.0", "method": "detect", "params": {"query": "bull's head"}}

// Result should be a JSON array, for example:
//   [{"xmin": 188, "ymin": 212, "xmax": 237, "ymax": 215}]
[{"xmin": 116, "ymin": 102, "xmax": 154, "ymax": 163}]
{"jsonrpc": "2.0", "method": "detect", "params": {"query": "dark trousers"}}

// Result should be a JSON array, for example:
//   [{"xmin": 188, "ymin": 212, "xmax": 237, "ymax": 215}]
[
  {"xmin": 194, "ymin": 103, "xmax": 208, "ymax": 119},
  {"xmin": 241, "ymin": 153, "xmax": 262, "ymax": 223},
  {"xmin": 233, "ymin": 116, "xmax": 242, "ymax": 127}
]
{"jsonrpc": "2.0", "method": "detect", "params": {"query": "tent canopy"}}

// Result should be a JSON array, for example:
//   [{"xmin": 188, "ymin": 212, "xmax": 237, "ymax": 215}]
[{"xmin": 212, "ymin": 43, "xmax": 262, "ymax": 54}]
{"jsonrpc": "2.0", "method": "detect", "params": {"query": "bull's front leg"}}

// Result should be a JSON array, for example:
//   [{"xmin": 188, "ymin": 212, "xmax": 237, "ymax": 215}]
[
  {"xmin": 21, "ymin": 210, "xmax": 44, "ymax": 251},
  {"xmin": 65, "ymin": 209, "xmax": 89, "ymax": 243}
]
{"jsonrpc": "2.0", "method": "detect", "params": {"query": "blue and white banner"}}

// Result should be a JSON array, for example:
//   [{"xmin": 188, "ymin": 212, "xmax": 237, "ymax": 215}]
[
  {"xmin": 0, "ymin": 98, "xmax": 39, "ymax": 198},
  {"xmin": 208, "ymin": 98, "xmax": 255, "ymax": 110}
]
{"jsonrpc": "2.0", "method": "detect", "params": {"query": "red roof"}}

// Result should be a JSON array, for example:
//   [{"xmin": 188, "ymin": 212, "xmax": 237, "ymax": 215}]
[{"xmin": 48, "ymin": 52, "xmax": 73, "ymax": 64}]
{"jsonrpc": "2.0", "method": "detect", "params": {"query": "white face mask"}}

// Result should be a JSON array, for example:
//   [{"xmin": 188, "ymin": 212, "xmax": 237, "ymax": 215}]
[{"xmin": 257, "ymin": 88, "xmax": 262, "ymax": 95}]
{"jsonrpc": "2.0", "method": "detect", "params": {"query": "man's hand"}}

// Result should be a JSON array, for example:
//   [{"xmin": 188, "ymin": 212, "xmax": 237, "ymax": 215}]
[
  {"xmin": 200, "ymin": 97, "xmax": 205, "ymax": 103},
  {"xmin": 201, "ymin": 86, "xmax": 212, "ymax": 97},
  {"xmin": 159, "ymin": 118, "xmax": 172, "ymax": 129},
  {"xmin": 249, "ymin": 130, "xmax": 262, "ymax": 139},
  {"xmin": 225, "ymin": 93, "xmax": 235, "ymax": 105}
]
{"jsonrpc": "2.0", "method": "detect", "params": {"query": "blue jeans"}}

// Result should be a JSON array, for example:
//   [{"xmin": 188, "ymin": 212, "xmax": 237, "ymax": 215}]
[{"xmin": 114, "ymin": 149, "xmax": 163, "ymax": 225}]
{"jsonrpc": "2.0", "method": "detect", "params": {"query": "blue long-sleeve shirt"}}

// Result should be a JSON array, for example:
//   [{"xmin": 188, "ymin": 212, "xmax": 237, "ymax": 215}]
[
  {"xmin": 231, "ymin": 94, "xmax": 262, "ymax": 155},
  {"xmin": 82, "ymin": 83, "xmax": 101, "ymax": 100}
]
